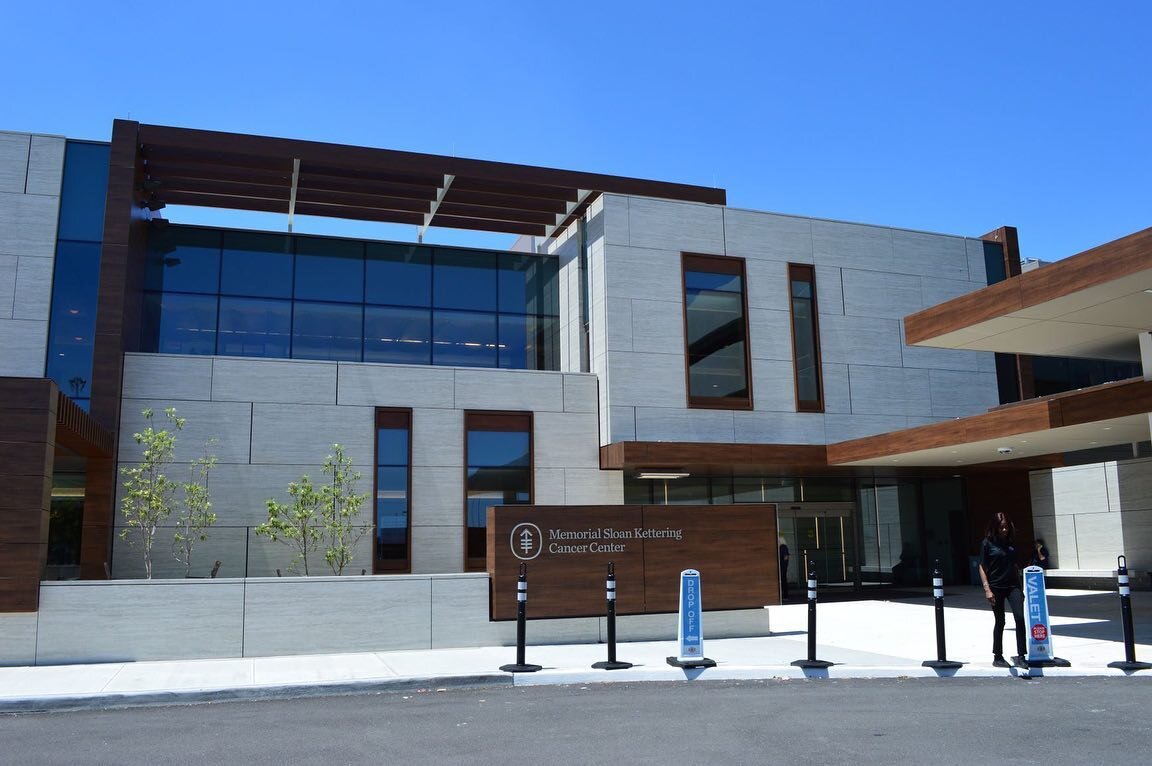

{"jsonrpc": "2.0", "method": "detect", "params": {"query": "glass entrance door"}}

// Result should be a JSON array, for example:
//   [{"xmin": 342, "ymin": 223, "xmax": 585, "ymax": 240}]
[{"xmin": 777, "ymin": 503, "xmax": 855, "ymax": 591}]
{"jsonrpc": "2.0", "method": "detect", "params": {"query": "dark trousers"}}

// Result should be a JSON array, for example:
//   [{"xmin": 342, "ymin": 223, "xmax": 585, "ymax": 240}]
[{"xmin": 990, "ymin": 586, "xmax": 1027, "ymax": 657}]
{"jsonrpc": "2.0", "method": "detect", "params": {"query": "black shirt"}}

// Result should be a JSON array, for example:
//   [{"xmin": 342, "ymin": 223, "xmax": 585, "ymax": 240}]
[{"xmin": 981, "ymin": 537, "xmax": 1020, "ymax": 589}]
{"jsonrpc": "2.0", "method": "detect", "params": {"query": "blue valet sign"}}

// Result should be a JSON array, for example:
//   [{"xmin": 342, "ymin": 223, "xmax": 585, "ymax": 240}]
[
  {"xmin": 1023, "ymin": 565, "xmax": 1053, "ymax": 662},
  {"xmin": 677, "ymin": 569, "xmax": 704, "ymax": 661}
]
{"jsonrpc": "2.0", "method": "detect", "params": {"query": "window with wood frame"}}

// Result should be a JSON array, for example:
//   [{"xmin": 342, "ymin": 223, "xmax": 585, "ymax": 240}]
[
  {"xmin": 464, "ymin": 411, "xmax": 533, "ymax": 571},
  {"xmin": 681, "ymin": 253, "xmax": 753, "ymax": 409},
  {"xmin": 788, "ymin": 263, "xmax": 824, "ymax": 412},
  {"xmin": 374, "ymin": 408, "xmax": 412, "ymax": 572}
]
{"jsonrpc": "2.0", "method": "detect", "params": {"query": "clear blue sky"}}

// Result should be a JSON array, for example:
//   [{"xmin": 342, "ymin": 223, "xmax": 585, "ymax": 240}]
[{"xmin": 6, "ymin": 2, "xmax": 1149, "ymax": 259}]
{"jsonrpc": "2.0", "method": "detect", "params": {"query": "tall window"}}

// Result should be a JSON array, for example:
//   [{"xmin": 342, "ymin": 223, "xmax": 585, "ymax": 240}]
[
  {"xmin": 681, "ymin": 253, "xmax": 752, "ymax": 409},
  {"xmin": 374, "ymin": 409, "xmax": 411, "ymax": 572},
  {"xmin": 788, "ymin": 264, "xmax": 823, "ymax": 412},
  {"xmin": 464, "ymin": 412, "xmax": 532, "ymax": 571}
]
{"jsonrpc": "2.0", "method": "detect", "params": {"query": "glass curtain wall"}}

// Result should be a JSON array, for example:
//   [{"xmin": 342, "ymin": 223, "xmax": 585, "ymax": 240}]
[
  {"xmin": 464, "ymin": 412, "xmax": 532, "ymax": 570},
  {"xmin": 141, "ymin": 225, "xmax": 560, "ymax": 370}
]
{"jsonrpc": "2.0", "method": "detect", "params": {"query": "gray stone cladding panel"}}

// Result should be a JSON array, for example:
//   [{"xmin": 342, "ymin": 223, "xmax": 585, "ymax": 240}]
[
  {"xmin": 848, "ymin": 366, "xmax": 933, "ymax": 417},
  {"xmin": 812, "ymin": 219, "xmax": 894, "ymax": 272},
  {"xmin": 1029, "ymin": 470, "xmax": 1057, "ymax": 517},
  {"xmin": 750, "ymin": 357, "xmax": 799, "ymax": 412},
  {"xmin": 1116, "ymin": 458, "xmax": 1152, "ymax": 512},
  {"xmin": 601, "ymin": 194, "xmax": 629, "ymax": 246},
  {"xmin": 243, "ymin": 577, "xmax": 432, "ymax": 655},
  {"xmin": 842, "ymin": 268, "xmax": 924, "ymax": 320},
  {"xmin": 1073, "ymin": 511, "xmax": 1124, "ymax": 570},
  {"xmin": 608, "ymin": 405, "xmax": 636, "ymax": 443},
  {"xmin": 452, "ymin": 368, "xmax": 565, "ymax": 412},
  {"xmin": 211, "ymin": 357, "xmax": 337, "ymax": 404},
  {"xmin": 748, "ymin": 308, "xmax": 793, "ymax": 361},
  {"xmin": 0, "ymin": 613, "xmax": 37, "ymax": 666},
  {"xmin": 1050, "ymin": 463, "xmax": 1116, "ymax": 517},
  {"xmin": 733, "ymin": 410, "xmax": 826, "ymax": 445},
  {"xmin": 629, "ymin": 298, "xmax": 683, "ymax": 354},
  {"xmin": 337, "ymin": 363, "xmax": 455, "ymax": 408},
  {"xmin": 602, "ymin": 244, "xmax": 684, "ymax": 302},
  {"xmin": 250, "ymin": 402, "xmax": 373, "ymax": 466},
  {"xmin": 892, "ymin": 230, "xmax": 970, "ymax": 281},
  {"xmin": 122, "ymin": 353, "xmax": 214, "ymax": 401},
  {"xmin": 119, "ymin": 399, "xmax": 253, "ymax": 464},
  {"xmin": 822, "ymin": 363, "xmax": 851, "ymax": 414},
  {"xmin": 0, "ymin": 132, "xmax": 30, "ymax": 193},
  {"xmin": 921, "ymin": 275, "xmax": 984, "ymax": 309},
  {"xmin": 412, "ymin": 408, "xmax": 464, "ymax": 467},
  {"xmin": 563, "ymin": 468, "xmax": 624, "ymax": 505},
  {"xmin": 605, "ymin": 350, "xmax": 685, "ymax": 407},
  {"xmin": 26, "ymin": 135, "xmax": 65, "ymax": 196},
  {"xmin": 35, "ymin": 581, "xmax": 245, "ymax": 663},
  {"xmin": 744, "ymin": 258, "xmax": 790, "ymax": 311},
  {"xmin": 1053, "ymin": 515, "xmax": 1079, "ymax": 569},
  {"xmin": 723, "ymin": 208, "xmax": 813, "ymax": 263},
  {"xmin": 0, "ymin": 318, "xmax": 49, "ymax": 376},
  {"xmin": 411, "ymin": 465, "xmax": 465, "ymax": 527},
  {"xmin": 593, "ymin": 353, "xmax": 610, "ymax": 442},
  {"xmin": 0, "ymin": 254, "xmax": 18, "ymax": 318},
  {"xmin": 584, "ymin": 195, "xmax": 605, "ymax": 243},
  {"xmin": 111, "ymin": 525, "xmax": 261, "ymax": 579},
  {"xmin": 430, "ymin": 576, "xmax": 600, "ymax": 648},
  {"xmin": 815, "ymin": 266, "xmax": 844, "ymax": 316},
  {"xmin": 534, "ymin": 411, "xmax": 601, "ymax": 469},
  {"xmin": 0, "ymin": 192, "xmax": 59, "ymax": 258},
  {"xmin": 628, "ymin": 196, "xmax": 726, "ymax": 254},
  {"xmin": 563, "ymin": 374, "xmax": 598, "ymax": 414},
  {"xmin": 901, "ymin": 343, "xmax": 985, "ymax": 373},
  {"xmin": 927, "ymin": 370, "xmax": 999, "ymax": 418},
  {"xmin": 410, "ymin": 525, "xmax": 464, "ymax": 574},
  {"xmin": 12, "ymin": 255, "xmax": 53, "ymax": 321},
  {"xmin": 824, "ymin": 413, "xmax": 911, "ymax": 443},
  {"xmin": 534, "ymin": 468, "xmax": 566, "ymax": 504},
  {"xmin": 819, "ymin": 315, "xmax": 904, "ymax": 368},
  {"xmin": 243, "ymin": 529, "xmax": 372, "ymax": 578},
  {"xmin": 634, "ymin": 407, "xmax": 736, "ymax": 442},
  {"xmin": 965, "ymin": 238, "xmax": 990, "ymax": 285},
  {"xmin": 1120, "ymin": 508, "xmax": 1152, "ymax": 571},
  {"xmin": 607, "ymin": 296, "xmax": 634, "ymax": 352}
]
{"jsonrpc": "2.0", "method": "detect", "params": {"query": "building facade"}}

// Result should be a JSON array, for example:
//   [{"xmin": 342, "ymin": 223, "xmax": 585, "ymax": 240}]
[{"xmin": 2, "ymin": 121, "xmax": 1149, "ymax": 619}]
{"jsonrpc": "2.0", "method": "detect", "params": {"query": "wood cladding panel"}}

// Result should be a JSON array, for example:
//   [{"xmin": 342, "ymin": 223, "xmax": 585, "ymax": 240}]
[{"xmin": 488, "ymin": 504, "xmax": 777, "ymax": 620}]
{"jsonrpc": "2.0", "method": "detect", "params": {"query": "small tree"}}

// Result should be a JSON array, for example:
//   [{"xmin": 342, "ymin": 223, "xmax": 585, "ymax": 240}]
[
  {"xmin": 319, "ymin": 444, "xmax": 371, "ymax": 576},
  {"xmin": 172, "ymin": 441, "xmax": 218, "ymax": 577},
  {"xmin": 256, "ymin": 475, "xmax": 323, "ymax": 576},
  {"xmin": 120, "ymin": 408, "xmax": 183, "ymax": 579}
]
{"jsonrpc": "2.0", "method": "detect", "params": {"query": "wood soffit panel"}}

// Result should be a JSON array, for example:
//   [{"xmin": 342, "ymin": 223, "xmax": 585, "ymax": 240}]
[
  {"xmin": 905, "ymin": 226, "xmax": 1152, "ymax": 359},
  {"xmin": 826, "ymin": 378, "xmax": 1152, "ymax": 467},
  {"xmin": 133, "ymin": 123, "xmax": 727, "ymax": 237}
]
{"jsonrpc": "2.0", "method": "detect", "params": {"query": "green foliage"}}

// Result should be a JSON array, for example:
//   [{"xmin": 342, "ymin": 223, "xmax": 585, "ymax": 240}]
[
  {"xmin": 257, "ymin": 443, "xmax": 370, "ymax": 576},
  {"xmin": 119, "ymin": 408, "xmax": 184, "ymax": 579},
  {"xmin": 319, "ymin": 444, "xmax": 371, "ymax": 576},
  {"xmin": 255, "ymin": 475, "xmax": 323, "ymax": 576},
  {"xmin": 172, "ymin": 440, "xmax": 218, "ymax": 577}
]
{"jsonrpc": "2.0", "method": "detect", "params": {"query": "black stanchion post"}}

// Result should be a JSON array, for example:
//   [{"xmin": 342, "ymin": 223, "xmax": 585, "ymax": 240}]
[
  {"xmin": 1108, "ymin": 554, "xmax": 1151, "ymax": 672},
  {"xmin": 791, "ymin": 562, "xmax": 833, "ymax": 669},
  {"xmin": 500, "ymin": 562, "xmax": 542, "ymax": 673},
  {"xmin": 593, "ymin": 561, "xmax": 633, "ymax": 670},
  {"xmin": 923, "ymin": 559, "xmax": 963, "ymax": 670}
]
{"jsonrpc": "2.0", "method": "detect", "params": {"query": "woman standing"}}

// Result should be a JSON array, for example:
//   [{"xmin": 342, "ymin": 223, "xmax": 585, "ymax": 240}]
[{"xmin": 979, "ymin": 512, "xmax": 1028, "ymax": 668}]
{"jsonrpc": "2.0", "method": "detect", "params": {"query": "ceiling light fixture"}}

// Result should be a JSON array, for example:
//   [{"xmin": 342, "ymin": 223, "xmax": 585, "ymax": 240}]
[{"xmin": 636, "ymin": 470, "xmax": 690, "ymax": 480}]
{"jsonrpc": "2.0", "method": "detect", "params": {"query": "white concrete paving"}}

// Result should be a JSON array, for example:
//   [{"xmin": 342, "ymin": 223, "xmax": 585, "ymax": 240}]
[{"xmin": 2, "ymin": 587, "xmax": 1150, "ymax": 711}]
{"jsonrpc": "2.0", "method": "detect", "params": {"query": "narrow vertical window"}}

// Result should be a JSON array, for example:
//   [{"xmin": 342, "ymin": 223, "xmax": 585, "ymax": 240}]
[
  {"xmin": 464, "ymin": 412, "xmax": 533, "ymax": 571},
  {"xmin": 788, "ymin": 264, "xmax": 824, "ymax": 412},
  {"xmin": 682, "ymin": 253, "xmax": 753, "ymax": 409},
  {"xmin": 374, "ymin": 409, "xmax": 411, "ymax": 572}
]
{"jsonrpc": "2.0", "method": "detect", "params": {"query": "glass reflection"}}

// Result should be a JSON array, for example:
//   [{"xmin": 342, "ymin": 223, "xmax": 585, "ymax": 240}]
[
  {"xmin": 142, "ymin": 292, "xmax": 218, "ymax": 355},
  {"xmin": 218, "ymin": 297, "xmax": 291, "ymax": 358},
  {"xmin": 292, "ymin": 302, "xmax": 363, "ymax": 361},
  {"xmin": 221, "ymin": 231, "xmax": 293, "ymax": 298}
]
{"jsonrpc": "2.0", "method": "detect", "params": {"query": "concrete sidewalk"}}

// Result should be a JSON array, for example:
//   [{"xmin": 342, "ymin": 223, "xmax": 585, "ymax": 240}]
[{"xmin": 2, "ymin": 587, "xmax": 1150, "ymax": 712}]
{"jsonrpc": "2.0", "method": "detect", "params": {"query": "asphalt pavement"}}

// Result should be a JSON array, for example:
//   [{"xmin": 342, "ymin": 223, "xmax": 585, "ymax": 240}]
[{"xmin": 2, "ymin": 585, "xmax": 1150, "ymax": 712}]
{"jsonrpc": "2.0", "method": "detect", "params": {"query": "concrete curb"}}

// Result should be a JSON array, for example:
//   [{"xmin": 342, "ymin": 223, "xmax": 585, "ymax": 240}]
[{"xmin": 0, "ymin": 674, "xmax": 513, "ymax": 714}]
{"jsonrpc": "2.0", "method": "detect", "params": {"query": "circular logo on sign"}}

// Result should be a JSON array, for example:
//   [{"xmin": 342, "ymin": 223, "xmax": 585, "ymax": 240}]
[
  {"xmin": 510, "ymin": 523, "xmax": 543, "ymax": 560},
  {"xmin": 1031, "ymin": 623, "xmax": 1048, "ymax": 641}
]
